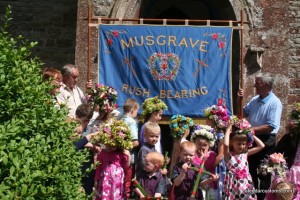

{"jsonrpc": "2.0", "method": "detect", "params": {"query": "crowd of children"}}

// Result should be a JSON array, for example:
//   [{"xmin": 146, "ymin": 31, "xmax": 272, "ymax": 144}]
[{"xmin": 64, "ymin": 82, "xmax": 299, "ymax": 200}]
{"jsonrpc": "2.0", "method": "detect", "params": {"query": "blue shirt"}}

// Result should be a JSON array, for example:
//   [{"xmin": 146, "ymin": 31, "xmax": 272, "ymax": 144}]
[{"xmin": 244, "ymin": 92, "xmax": 282, "ymax": 135}]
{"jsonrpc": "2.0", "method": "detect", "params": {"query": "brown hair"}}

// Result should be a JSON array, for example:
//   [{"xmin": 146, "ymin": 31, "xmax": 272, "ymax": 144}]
[
  {"xmin": 145, "ymin": 152, "xmax": 164, "ymax": 168},
  {"xmin": 123, "ymin": 98, "xmax": 139, "ymax": 113},
  {"xmin": 42, "ymin": 68, "xmax": 62, "ymax": 81},
  {"xmin": 180, "ymin": 141, "xmax": 197, "ymax": 152}
]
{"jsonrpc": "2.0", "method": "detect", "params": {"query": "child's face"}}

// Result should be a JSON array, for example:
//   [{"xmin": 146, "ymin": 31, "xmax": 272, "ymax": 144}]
[
  {"xmin": 180, "ymin": 147, "xmax": 196, "ymax": 164},
  {"xmin": 194, "ymin": 138, "xmax": 210, "ymax": 156},
  {"xmin": 131, "ymin": 106, "xmax": 139, "ymax": 118},
  {"xmin": 144, "ymin": 158, "xmax": 157, "ymax": 173},
  {"xmin": 151, "ymin": 110, "xmax": 163, "ymax": 122},
  {"xmin": 231, "ymin": 137, "xmax": 247, "ymax": 154},
  {"xmin": 144, "ymin": 128, "xmax": 160, "ymax": 146}
]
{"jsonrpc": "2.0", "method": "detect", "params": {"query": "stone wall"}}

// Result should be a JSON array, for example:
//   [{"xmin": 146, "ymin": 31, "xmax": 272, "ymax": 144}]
[{"xmin": 0, "ymin": 0, "xmax": 77, "ymax": 68}]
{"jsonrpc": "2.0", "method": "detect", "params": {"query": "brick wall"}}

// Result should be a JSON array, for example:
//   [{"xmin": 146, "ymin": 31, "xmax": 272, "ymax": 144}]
[{"xmin": 0, "ymin": 0, "xmax": 77, "ymax": 68}]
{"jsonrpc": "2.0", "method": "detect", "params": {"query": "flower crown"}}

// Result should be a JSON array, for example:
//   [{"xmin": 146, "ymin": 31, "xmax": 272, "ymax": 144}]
[
  {"xmin": 288, "ymin": 102, "xmax": 300, "ymax": 128},
  {"xmin": 231, "ymin": 116, "xmax": 255, "ymax": 147},
  {"xmin": 92, "ymin": 119, "xmax": 133, "ymax": 150},
  {"xmin": 204, "ymin": 98, "xmax": 230, "ymax": 129},
  {"xmin": 141, "ymin": 96, "xmax": 168, "ymax": 116},
  {"xmin": 169, "ymin": 114, "xmax": 194, "ymax": 139},
  {"xmin": 257, "ymin": 153, "xmax": 288, "ymax": 178},
  {"xmin": 191, "ymin": 124, "xmax": 216, "ymax": 147},
  {"xmin": 87, "ymin": 84, "xmax": 118, "ymax": 112}
]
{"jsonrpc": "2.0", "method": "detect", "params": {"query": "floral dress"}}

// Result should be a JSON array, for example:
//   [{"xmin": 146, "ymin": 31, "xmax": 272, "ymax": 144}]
[
  {"xmin": 223, "ymin": 152, "xmax": 257, "ymax": 200},
  {"xmin": 289, "ymin": 142, "xmax": 300, "ymax": 200},
  {"xmin": 95, "ymin": 149, "xmax": 128, "ymax": 200}
]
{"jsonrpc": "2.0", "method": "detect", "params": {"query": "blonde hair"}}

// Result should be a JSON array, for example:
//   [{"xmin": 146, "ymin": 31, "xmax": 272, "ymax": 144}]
[
  {"xmin": 144, "ymin": 122, "xmax": 160, "ymax": 135},
  {"xmin": 123, "ymin": 98, "xmax": 139, "ymax": 113},
  {"xmin": 145, "ymin": 152, "xmax": 164, "ymax": 168},
  {"xmin": 273, "ymin": 181, "xmax": 295, "ymax": 200},
  {"xmin": 180, "ymin": 141, "xmax": 197, "ymax": 152}
]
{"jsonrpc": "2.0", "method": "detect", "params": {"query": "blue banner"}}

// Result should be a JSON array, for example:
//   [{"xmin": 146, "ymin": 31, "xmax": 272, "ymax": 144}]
[{"xmin": 99, "ymin": 24, "xmax": 233, "ymax": 117}]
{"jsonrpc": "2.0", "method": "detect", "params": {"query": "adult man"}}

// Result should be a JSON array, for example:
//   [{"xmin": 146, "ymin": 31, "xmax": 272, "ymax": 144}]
[
  {"xmin": 57, "ymin": 64, "xmax": 91, "ymax": 118},
  {"xmin": 238, "ymin": 72, "xmax": 282, "ymax": 200}
]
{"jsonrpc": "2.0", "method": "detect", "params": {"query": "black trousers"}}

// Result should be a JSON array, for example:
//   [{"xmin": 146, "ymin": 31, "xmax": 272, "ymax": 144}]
[{"xmin": 248, "ymin": 134, "xmax": 275, "ymax": 200}]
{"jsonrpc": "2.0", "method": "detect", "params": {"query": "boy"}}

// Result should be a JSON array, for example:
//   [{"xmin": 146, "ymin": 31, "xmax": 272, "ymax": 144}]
[
  {"xmin": 136, "ymin": 122, "xmax": 160, "ymax": 179},
  {"xmin": 121, "ymin": 98, "xmax": 140, "ymax": 198},
  {"xmin": 172, "ymin": 141, "xmax": 218, "ymax": 200},
  {"xmin": 135, "ymin": 152, "xmax": 170, "ymax": 198}
]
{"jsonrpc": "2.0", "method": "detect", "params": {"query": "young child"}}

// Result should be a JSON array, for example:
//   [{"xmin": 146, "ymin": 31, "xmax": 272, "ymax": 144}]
[
  {"xmin": 269, "ymin": 181, "xmax": 296, "ymax": 200},
  {"xmin": 169, "ymin": 114, "xmax": 194, "ymax": 178},
  {"xmin": 139, "ymin": 96, "xmax": 168, "ymax": 154},
  {"xmin": 93, "ymin": 119, "xmax": 132, "ymax": 200},
  {"xmin": 172, "ymin": 141, "xmax": 219, "ymax": 200},
  {"xmin": 121, "ymin": 98, "xmax": 140, "ymax": 198},
  {"xmin": 223, "ymin": 117, "xmax": 265, "ymax": 199},
  {"xmin": 191, "ymin": 124, "xmax": 219, "ymax": 199},
  {"xmin": 135, "ymin": 152, "xmax": 170, "ymax": 198},
  {"xmin": 136, "ymin": 122, "xmax": 161, "ymax": 180}
]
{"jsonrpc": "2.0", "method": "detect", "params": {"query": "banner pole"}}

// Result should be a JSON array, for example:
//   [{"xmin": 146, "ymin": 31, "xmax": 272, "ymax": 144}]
[
  {"xmin": 87, "ymin": 1, "xmax": 92, "ymax": 82},
  {"xmin": 239, "ymin": 9, "xmax": 245, "ymax": 117}
]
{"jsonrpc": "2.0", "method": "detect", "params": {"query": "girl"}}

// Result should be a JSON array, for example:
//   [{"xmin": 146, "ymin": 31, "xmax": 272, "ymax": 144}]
[
  {"xmin": 190, "ymin": 124, "xmax": 219, "ymax": 199},
  {"xmin": 169, "ymin": 114, "xmax": 194, "ymax": 178},
  {"xmin": 139, "ymin": 96, "xmax": 168, "ymax": 154},
  {"xmin": 223, "ymin": 117, "xmax": 265, "ymax": 200},
  {"xmin": 94, "ymin": 119, "xmax": 132, "ymax": 200}
]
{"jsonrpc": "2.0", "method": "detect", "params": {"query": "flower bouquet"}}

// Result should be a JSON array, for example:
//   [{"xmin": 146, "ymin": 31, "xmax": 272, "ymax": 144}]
[
  {"xmin": 87, "ymin": 84, "xmax": 118, "ymax": 111},
  {"xmin": 204, "ymin": 98, "xmax": 230, "ymax": 129},
  {"xmin": 92, "ymin": 119, "xmax": 133, "ymax": 150},
  {"xmin": 231, "ymin": 116, "xmax": 255, "ymax": 147},
  {"xmin": 169, "ymin": 114, "xmax": 194, "ymax": 139},
  {"xmin": 191, "ymin": 124, "xmax": 216, "ymax": 147},
  {"xmin": 141, "ymin": 96, "xmax": 168, "ymax": 116},
  {"xmin": 257, "ymin": 153, "xmax": 288, "ymax": 178}
]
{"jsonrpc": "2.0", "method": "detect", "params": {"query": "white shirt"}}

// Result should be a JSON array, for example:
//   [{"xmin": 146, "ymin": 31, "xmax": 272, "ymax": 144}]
[{"xmin": 56, "ymin": 84, "xmax": 85, "ymax": 118}]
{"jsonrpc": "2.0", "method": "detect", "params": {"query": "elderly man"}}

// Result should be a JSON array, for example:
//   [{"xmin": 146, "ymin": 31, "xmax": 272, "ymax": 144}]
[
  {"xmin": 239, "ymin": 72, "xmax": 282, "ymax": 200},
  {"xmin": 57, "ymin": 64, "xmax": 91, "ymax": 118}
]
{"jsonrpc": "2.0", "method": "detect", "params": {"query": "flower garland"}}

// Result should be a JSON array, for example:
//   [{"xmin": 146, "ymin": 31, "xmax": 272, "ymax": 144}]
[
  {"xmin": 288, "ymin": 102, "xmax": 300, "ymax": 128},
  {"xmin": 204, "ymin": 98, "xmax": 231, "ymax": 129},
  {"xmin": 169, "ymin": 114, "xmax": 194, "ymax": 139},
  {"xmin": 92, "ymin": 119, "xmax": 133, "ymax": 150},
  {"xmin": 141, "ymin": 96, "xmax": 168, "ymax": 116},
  {"xmin": 87, "ymin": 84, "xmax": 118, "ymax": 112},
  {"xmin": 257, "ymin": 153, "xmax": 288, "ymax": 178},
  {"xmin": 191, "ymin": 124, "xmax": 216, "ymax": 147},
  {"xmin": 231, "ymin": 116, "xmax": 255, "ymax": 147}
]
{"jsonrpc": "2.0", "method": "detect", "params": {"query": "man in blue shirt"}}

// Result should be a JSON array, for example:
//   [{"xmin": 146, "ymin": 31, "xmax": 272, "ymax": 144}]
[{"xmin": 238, "ymin": 72, "xmax": 282, "ymax": 200}]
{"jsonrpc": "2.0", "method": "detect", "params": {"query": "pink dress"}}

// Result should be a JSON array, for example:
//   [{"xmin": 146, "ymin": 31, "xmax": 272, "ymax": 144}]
[
  {"xmin": 223, "ymin": 152, "xmax": 257, "ymax": 200},
  {"xmin": 289, "ymin": 142, "xmax": 300, "ymax": 199},
  {"xmin": 94, "ymin": 149, "xmax": 128, "ymax": 200}
]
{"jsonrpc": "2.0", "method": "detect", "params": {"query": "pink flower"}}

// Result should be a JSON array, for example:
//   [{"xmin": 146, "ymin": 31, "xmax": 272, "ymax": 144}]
[
  {"xmin": 269, "ymin": 153, "xmax": 285, "ymax": 164},
  {"xmin": 217, "ymin": 98, "xmax": 224, "ymax": 106},
  {"xmin": 236, "ymin": 168, "xmax": 248, "ymax": 179},
  {"xmin": 212, "ymin": 33, "xmax": 218, "ymax": 40},
  {"xmin": 219, "ymin": 42, "xmax": 225, "ymax": 48},
  {"xmin": 117, "ymin": 131, "xmax": 125, "ymax": 138}
]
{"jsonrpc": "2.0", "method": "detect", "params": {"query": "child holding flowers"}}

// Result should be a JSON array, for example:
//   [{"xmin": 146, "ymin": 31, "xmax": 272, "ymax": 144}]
[
  {"xmin": 190, "ymin": 124, "xmax": 219, "ymax": 199},
  {"xmin": 169, "ymin": 114, "xmax": 194, "ymax": 178},
  {"xmin": 139, "ymin": 96, "xmax": 168, "ymax": 154},
  {"xmin": 204, "ymin": 98, "xmax": 231, "ymax": 200},
  {"xmin": 93, "ymin": 119, "xmax": 132, "ymax": 200},
  {"xmin": 223, "ymin": 117, "xmax": 265, "ymax": 199}
]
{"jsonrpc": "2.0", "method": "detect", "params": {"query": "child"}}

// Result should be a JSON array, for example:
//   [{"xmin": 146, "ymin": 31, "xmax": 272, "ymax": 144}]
[
  {"xmin": 139, "ymin": 96, "xmax": 168, "ymax": 154},
  {"xmin": 191, "ymin": 124, "xmax": 219, "ymax": 199},
  {"xmin": 136, "ymin": 122, "xmax": 161, "ymax": 180},
  {"xmin": 223, "ymin": 117, "xmax": 265, "ymax": 199},
  {"xmin": 169, "ymin": 114, "xmax": 194, "ymax": 178},
  {"xmin": 171, "ymin": 141, "xmax": 218, "ymax": 200},
  {"xmin": 270, "ymin": 181, "xmax": 296, "ymax": 200},
  {"xmin": 121, "ymin": 98, "xmax": 140, "ymax": 198},
  {"xmin": 93, "ymin": 119, "xmax": 132, "ymax": 200},
  {"xmin": 135, "ymin": 152, "xmax": 170, "ymax": 198}
]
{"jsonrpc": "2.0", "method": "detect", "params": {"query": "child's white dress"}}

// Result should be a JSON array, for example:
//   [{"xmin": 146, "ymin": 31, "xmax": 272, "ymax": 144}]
[{"xmin": 223, "ymin": 152, "xmax": 257, "ymax": 200}]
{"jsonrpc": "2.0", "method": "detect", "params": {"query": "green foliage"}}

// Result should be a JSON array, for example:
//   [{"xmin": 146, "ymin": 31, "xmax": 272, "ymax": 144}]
[{"xmin": 0, "ymin": 6, "xmax": 89, "ymax": 200}]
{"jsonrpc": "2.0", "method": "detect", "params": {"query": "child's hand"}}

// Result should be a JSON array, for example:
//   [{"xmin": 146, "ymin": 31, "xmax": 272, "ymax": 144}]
[
  {"xmin": 181, "ymin": 163, "xmax": 189, "ymax": 172},
  {"xmin": 123, "ymin": 149, "xmax": 131, "ymax": 157},
  {"xmin": 160, "ymin": 168, "xmax": 168, "ymax": 175},
  {"xmin": 211, "ymin": 173, "xmax": 219, "ymax": 181},
  {"xmin": 91, "ymin": 145, "xmax": 101, "ymax": 154}
]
